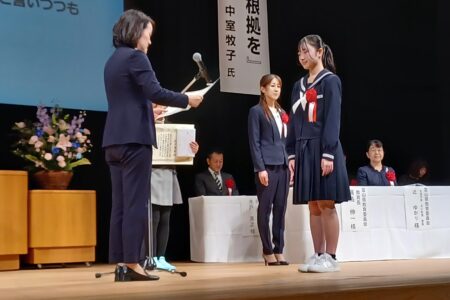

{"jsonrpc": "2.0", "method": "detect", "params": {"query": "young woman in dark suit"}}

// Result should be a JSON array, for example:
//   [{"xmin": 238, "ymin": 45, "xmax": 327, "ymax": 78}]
[
  {"xmin": 248, "ymin": 74, "xmax": 290, "ymax": 266},
  {"xmin": 102, "ymin": 9, "xmax": 202, "ymax": 281}
]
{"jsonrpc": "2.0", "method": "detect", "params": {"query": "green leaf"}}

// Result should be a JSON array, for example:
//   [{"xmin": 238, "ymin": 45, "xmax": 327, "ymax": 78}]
[
  {"xmin": 68, "ymin": 158, "xmax": 91, "ymax": 170},
  {"xmin": 24, "ymin": 154, "xmax": 40, "ymax": 163}
]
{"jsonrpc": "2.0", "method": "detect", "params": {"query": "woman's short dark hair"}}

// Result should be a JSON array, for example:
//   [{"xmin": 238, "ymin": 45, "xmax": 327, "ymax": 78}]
[
  {"xmin": 112, "ymin": 9, "xmax": 155, "ymax": 48},
  {"xmin": 366, "ymin": 139, "xmax": 383, "ymax": 151}
]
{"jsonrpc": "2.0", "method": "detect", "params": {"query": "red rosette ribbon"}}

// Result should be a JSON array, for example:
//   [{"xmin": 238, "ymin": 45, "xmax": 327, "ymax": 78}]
[
  {"xmin": 305, "ymin": 88, "xmax": 318, "ymax": 122},
  {"xmin": 225, "ymin": 178, "xmax": 234, "ymax": 196},
  {"xmin": 386, "ymin": 170, "xmax": 396, "ymax": 186},
  {"xmin": 281, "ymin": 112, "xmax": 289, "ymax": 124}
]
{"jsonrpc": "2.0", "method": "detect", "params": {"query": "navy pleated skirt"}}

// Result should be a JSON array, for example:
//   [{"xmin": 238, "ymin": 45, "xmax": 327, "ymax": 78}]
[{"xmin": 292, "ymin": 138, "xmax": 351, "ymax": 204}]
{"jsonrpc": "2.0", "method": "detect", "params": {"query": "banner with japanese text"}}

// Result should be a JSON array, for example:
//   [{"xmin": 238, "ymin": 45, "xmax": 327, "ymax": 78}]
[{"xmin": 217, "ymin": 0, "xmax": 270, "ymax": 95}]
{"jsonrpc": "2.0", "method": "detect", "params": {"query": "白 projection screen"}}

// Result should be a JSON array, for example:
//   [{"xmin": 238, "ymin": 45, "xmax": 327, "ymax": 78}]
[{"xmin": 0, "ymin": 0, "xmax": 123, "ymax": 111}]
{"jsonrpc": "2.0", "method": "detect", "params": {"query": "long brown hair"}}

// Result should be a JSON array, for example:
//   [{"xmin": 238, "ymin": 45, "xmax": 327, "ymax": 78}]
[
  {"xmin": 298, "ymin": 34, "xmax": 336, "ymax": 73},
  {"xmin": 259, "ymin": 74, "xmax": 282, "ymax": 120}
]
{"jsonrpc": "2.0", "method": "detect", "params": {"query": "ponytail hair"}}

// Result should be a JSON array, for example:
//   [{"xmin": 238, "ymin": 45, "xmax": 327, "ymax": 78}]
[
  {"xmin": 298, "ymin": 34, "xmax": 336, "ymax": 73},
  {"xmin": 322, "ymin": 44, "xmax": 336, "ymax": 73}
]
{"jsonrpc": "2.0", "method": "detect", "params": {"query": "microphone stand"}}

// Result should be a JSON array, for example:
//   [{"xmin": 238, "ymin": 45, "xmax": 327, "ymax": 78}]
[{"xmin": 142, "ymin": 199, "xmax": 157, "ymax": 272}]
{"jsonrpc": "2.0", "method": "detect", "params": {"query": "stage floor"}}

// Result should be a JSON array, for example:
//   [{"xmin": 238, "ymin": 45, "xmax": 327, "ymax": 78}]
[{"xmin": 1, "ymin": 259, "xmax": 450, "ymax": 299}]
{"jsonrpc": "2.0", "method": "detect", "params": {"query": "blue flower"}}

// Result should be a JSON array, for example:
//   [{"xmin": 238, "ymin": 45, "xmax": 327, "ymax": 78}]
[{"xmin": 36, "ymin": 129, "xmax": 44, "ymax": 137}]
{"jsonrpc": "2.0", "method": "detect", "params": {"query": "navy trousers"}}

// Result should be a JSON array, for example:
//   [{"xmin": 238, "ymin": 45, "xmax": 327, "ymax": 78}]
[
  {"xmin": 105, "ymin": 143, "xmax": 152, "ymax": 263},
  {"xmin": 255, "ymin": 165, "xmax": 289, "ymax": 255}
]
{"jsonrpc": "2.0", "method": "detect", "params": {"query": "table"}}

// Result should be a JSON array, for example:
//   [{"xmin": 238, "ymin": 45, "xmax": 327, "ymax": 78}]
[{"xmin": 189, "ymin": 186, "xmax": 450, "ymax": 263}]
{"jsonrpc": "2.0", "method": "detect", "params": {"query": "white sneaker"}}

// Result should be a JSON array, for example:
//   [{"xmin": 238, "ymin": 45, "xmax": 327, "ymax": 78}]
[
  {"xmin": 298, "ymin": 253, "xmax": 321, "ymax": 273},
  {"xmin": 307, "ymin": 253, "xmax": 340, "ymax": 273}
]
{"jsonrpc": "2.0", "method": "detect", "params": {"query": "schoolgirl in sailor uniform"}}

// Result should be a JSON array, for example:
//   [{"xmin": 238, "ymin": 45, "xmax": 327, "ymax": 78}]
[{"xmin": 286, "ymin": 34, "xmax": 350, "ymax": 273}]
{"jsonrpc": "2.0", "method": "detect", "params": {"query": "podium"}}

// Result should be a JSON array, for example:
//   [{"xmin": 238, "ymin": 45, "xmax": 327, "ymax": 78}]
[
  {"xmin": 0, "ymin": 171, "xmax": 28, "ymax": 270},
  {"xmin": 26, "ymin": 190, "xmax": 96, "ymax": 267},
  {"xmin": 189, "ymin": 195, "xmax": 262, "ymax": 262}
]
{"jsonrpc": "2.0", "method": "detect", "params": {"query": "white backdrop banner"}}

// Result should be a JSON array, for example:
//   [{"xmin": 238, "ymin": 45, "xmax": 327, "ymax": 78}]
[{"xmin": 217, "ymin": 0, "xmax": 270, "ymax": 95}]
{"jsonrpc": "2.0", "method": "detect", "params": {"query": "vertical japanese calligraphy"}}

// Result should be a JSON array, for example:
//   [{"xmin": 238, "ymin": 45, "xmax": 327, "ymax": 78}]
[
  {"xmin": 218, "ymin": 0, "xmax": 270, "ymax": 95},
  {"xmin": 341, "ymin": 187, "xmax": 370, "ymax": 232},
  {"xmin": 404, "ymin": 186, "xmax": 432, "ymax": 230}
]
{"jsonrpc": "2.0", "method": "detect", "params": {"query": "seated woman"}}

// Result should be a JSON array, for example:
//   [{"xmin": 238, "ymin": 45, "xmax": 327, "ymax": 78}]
[
  {"xmin": 398, "ymin": 159, "xmax": 430, "ymax": 185},
  {"xmin": 356, "ymin": 139, "xmax": 397, "ymax": 186}
]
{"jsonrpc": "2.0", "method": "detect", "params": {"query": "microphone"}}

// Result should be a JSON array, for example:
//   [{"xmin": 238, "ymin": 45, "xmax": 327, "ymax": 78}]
[{"xmin": 192, "ymin": 52, "xmax": 212, "ymax": 83}]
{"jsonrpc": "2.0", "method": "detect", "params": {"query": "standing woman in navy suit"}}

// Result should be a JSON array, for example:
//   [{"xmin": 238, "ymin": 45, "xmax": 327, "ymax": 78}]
[
  {"xmin": 102, "ymin": 9, "xmax": 203, "ymax": 281},
  {"xmin": 286, "ymin": 34, "xmax": 350, "ymax": 273},
  {"xmin": 248, "ymin": 74, "xmax": 290, "ymax": 266}
]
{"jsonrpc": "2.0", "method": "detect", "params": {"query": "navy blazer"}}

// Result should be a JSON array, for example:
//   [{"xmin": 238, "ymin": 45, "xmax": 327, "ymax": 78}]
[
  {"xmin": 102, "ymin": 46, "xmax": 188, "ymax": 148},
  {"xmin": 194, "ymin": 170, "xmax": 239, "ymax": 196},
  {"xmin": 248, "ymin": 104, "xmax": 288, "ymax": 172},
  {"xmin": 357, "ymin": 165, "xmax": 397, "ymax": 186}
]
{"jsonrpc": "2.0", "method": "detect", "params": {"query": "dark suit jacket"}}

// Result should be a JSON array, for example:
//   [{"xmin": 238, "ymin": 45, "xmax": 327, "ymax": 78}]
[
  {"xmin": 194, "ymin": 170, "xmax": 239, "ymax": 196},
  {"xmin": 248, "ymin": 104, "xmax": 288, "ymax": 172},
  {"xmin": 102, "ymin": 45, "xmax": 188, "ymax": 148}
]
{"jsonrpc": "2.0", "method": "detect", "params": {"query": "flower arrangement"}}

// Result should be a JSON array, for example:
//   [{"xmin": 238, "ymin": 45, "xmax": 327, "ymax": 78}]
[{"xmin": 11, "ymin": 104, "xmax": 93, "ymax": 172}]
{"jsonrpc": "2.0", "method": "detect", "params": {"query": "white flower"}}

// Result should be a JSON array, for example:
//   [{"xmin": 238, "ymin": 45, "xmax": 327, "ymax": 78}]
[
  {"xmin": 58, "ymin": 161, "xmax": 66, "ymax": 168},
  {"xmin": 58, "ymin": 120, "xmax": 69, "ymax": 131},
  {"xmin": 15, "ymin": 122, "xmax": 26, "ymax": 128},
  {"xmin": 56, "ymin": 155, "xmax": 65, "ymax": 162},
  {"xmin": 28, "ymin": 136, "xmax": 38, "ymax": 144},
  {"xmin": 34, "ymin": 141, "xmax": 44, "ymax": 149},
  {"xmin": 44, "ymin": 153, "xmax": 53, "ymax": 160},
  {"xmin": 47, "ymin": 135, "xmax": 56, "ymax": 143},
  {"xmin": 56, "ymin": 134, "xmax": 72, "ymax": 151}
]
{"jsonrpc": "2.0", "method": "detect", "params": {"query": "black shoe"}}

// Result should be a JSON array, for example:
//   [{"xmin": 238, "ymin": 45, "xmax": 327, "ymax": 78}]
[
  {"xmin": 114, "ymin": 265, "xmax": 124, "ymax": 281},
  {"xmin": 115, "ymin": 265, "xmax": 159, "ymax": 282},
  {"xmin": 278, "ymin": 261, "xmax": 289, "ymax": 265},
  {"xmin": 263, "ymin": 255, "xmax": 280, "ymax": 266}
]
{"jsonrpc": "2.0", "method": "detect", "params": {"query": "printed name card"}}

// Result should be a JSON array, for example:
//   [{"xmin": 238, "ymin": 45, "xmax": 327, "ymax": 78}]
[
  {"xmin": 341, "ymin": 187, "xmax": 369, "ymax": 232},
  {"xmin": 404, "ymin": 186, "xmax": 431, "ymax": 230}
]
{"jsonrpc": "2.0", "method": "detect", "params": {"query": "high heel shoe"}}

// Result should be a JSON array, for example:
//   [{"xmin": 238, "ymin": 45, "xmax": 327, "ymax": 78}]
[
  {"xmin": 115, "ymin": 265, "xmax": 160, "ymax": 281},
  {"xmin": 262, "ymin": 254, "xmax": 280, "ymax": 266},
  {"xmin": 274, "ymin": 253, "xmax": 289, "ymax": 266}
]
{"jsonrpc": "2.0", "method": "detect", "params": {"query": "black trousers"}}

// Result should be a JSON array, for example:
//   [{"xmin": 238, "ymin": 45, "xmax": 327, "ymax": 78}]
[
  {"xmin": 255, "ymin": 165, "xmax": 289, "ymax": 255},
  {"xmin": 105, "ymin": 144, "xmax": 152, "ymax": 263}
]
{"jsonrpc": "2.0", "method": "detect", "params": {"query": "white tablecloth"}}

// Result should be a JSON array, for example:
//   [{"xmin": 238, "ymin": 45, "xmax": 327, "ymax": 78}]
[{"xmin": 189, "ymin": 186, "xmax": 450, "ymax": 263}]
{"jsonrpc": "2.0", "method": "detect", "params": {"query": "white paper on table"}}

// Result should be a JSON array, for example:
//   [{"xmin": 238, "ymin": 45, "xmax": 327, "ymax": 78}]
[
  {"xmin": 404, "ymin": 186, "xmax": 432, "ymax": 230},
  {"xmin": 341, "ymin": 187, "xmax": 369, "ymax": 232},
  {"xmin": 159, "ymin": 78, "xmax": 219, "ymax": 118},
  {"xmin": 176, "ymin": 128, "xmax": 196, "ymax": 157}
]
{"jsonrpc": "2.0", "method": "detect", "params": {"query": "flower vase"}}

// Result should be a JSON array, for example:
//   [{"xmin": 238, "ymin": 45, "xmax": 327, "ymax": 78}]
[{"xmin": 33, "ymin": 170, "xmax": 73, "ymax": 190}]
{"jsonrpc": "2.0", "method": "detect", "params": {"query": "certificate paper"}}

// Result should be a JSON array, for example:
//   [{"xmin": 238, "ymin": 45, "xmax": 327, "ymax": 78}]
[{"xmin": 153, "ymin": 124, "xmax": 196, "ymax": 165}]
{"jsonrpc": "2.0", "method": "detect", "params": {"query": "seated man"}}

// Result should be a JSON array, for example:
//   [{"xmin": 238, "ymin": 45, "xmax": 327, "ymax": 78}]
[{"xmin": 194, "ymin": 150, "xmax": 239, "ymax": 196}]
